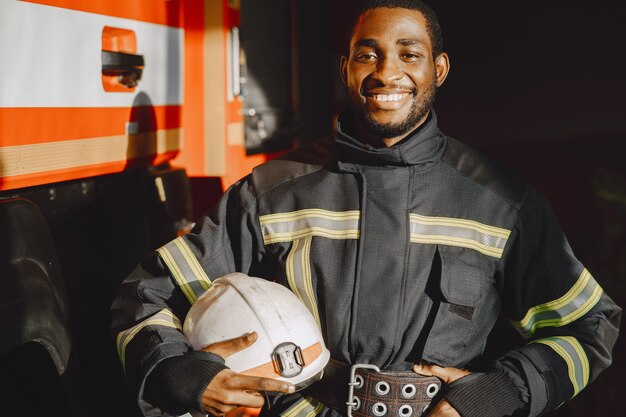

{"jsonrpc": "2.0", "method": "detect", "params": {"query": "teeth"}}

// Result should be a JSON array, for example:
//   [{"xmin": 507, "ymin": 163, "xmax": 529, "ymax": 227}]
[{"xmin": 372, "ymin": 93, "xmax": 408, "ymax": 102}]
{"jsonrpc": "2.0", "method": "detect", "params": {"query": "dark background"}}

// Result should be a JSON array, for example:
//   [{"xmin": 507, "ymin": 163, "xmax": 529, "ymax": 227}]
[{"xmin": 263, "ymin": 0, "xmax": 626, "ymax": 415}]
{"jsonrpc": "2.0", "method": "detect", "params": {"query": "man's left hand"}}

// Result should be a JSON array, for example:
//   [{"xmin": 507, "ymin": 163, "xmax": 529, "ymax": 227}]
[{"xmin": 413, "ymin": 364, "xmax": 470, "ymax": 417}]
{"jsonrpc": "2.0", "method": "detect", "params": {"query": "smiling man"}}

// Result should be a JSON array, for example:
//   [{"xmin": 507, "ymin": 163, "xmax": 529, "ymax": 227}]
[
  {"xmin": 340, "ymin": 5, "xmax": 447, "ymax": 148},
  {"xmin": 111, "ymin": 1, "xmax": 621, "ymax": 417}
]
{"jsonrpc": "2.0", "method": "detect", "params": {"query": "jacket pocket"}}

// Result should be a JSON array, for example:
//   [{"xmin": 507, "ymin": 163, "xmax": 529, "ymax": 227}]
[{"xmin": 421, "ymin": 246, "xmax": 495, "ymax": 365}]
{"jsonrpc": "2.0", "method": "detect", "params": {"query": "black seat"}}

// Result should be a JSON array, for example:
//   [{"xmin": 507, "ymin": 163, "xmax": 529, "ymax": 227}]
[{"xmin": 0, "ymin": 198, "xmax": 85, "ymax": 416}]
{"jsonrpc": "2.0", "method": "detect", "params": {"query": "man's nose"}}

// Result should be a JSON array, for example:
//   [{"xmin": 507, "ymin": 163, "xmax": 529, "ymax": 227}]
[{"xmin": 372, "ymin": 56, "xmax": 403, "ymax": 84}]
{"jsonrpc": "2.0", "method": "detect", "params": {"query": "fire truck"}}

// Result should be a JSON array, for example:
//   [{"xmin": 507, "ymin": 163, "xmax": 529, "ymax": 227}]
[{"xmin": 0, "ymin": 1, "xmax": 296, "ymax": 415}]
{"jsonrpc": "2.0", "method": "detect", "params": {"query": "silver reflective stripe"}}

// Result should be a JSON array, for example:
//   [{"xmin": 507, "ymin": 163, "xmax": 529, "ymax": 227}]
[
  {"xmin": 532, "ymin": 336, "xmax": 589, "ymax": 398},
  {"xmin": 116, "ymin": 308, "xmax": 182, "ymax": 371},
  {"xmin": 409, "ymin": 213, "xmax": 510, "ymax": 258},
  {"xmin": 260, "ymin": 209, "xmax": 360, "ymax": 244},
  {"xmin": 281, "ymin": 396, "xmax": 325, "ymax": 417},
  {"xmin": 156, "ymin": 236, "xmax": 212, "ymax": 304},
  {"xmin": 286, "ymin": 236, "xmax": 320, "ymax": 328},
  {"xmin": 260, "ymin": 209, "xmax": 360, "ymax": 329},
  {"xmin": 512, "ymin": 268, "xmax": 603, "ymax": 338}
]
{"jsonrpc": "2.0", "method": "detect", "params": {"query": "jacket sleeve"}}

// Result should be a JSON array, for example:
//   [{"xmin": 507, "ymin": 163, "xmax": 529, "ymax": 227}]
[
  {"xmin": 110, "ymin": 178, "xmax": 268, "ymax": 416},
  {"xmin": 493, "ymin": 186, "xmax": 621, "ymax": 416}
]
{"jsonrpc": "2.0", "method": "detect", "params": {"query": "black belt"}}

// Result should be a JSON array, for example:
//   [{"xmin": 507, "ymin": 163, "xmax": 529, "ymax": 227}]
[{"xmin": 304, "ymin": 360, "xmax": 441, "ymax": 417}]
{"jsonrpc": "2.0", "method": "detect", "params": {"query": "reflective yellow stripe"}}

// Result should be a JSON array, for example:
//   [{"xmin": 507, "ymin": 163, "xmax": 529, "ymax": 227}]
[
  {"xmin": 260, "ymin": 209, "xmax": 360, "ymax": 245},
  {"xmin": 409, "ymin": 213, "xmax": 510, "ymax": 258},
  {"xmin": 172, "ymin": 237, "xmax": 211, "ymax": 291},
  {"xmin": 410, "ymin": 234, "xmax": 504, "ymax": 258},
  {"xmin": 286, "ymin": 236, "xmax": 321, "ymax": 329},
  {"xmin": 156, "ymin": 236, "xmax": 212, "ymax": 304},
  {"xmin": 410, "ymin": 213, "xmax": 511, "ymax": 238},
  {"xmin": 260, "ymin": 209, "xmax": 360, "ymax": 223},
  {"xmin": 281, "ymin": 397, "xmax": 323, "ymax": 417},
  {"xmin": 301, "ymin": 236, "xmax": 321, "ymax": 328},
  {"xmin": 265, "ymin": 228, "xmax": 359, "ymax": 244},
  {"xmin": 532, "ymin": 336, "xmax": 589, "ymax": 397},
  {"xmin": 286, "ymin": 239, "xmax": 306, "ymax": 312},
  {"xmin": 116, "ymin": 309, "xmax": 182, "ymax": 370},
  {"xmin": 261, "ymin": 210, "xmax": 360, "ymax": 330},
  {"xmin": 157, "ymin": 244, "xmax": 197, "ymax": 303},
  {"xmin": 307, "ymin": 401, "xmax": 324, "ymax": 417},
  {"xmin": 513, "ymin": 269, "xmax": 603, "ymax": 338}
]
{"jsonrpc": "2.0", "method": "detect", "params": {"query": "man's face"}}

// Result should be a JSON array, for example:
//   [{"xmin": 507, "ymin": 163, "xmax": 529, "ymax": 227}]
[{"xmin": 341, "ymin": 8, "xmax": 448, "ymax": 143}]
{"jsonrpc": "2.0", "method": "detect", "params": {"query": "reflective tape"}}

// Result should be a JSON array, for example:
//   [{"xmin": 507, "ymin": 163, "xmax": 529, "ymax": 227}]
[
  {"xmin": 156, "ymin": 236, "xmax": 212, "ymax": 304},
  {"xmin": 281, "ymin": 396, "xmax": 324, "ymax": 417},
  {"xmin": 532, "ymin": 336, "xmax": 589, "ymax": 398},
  {"xmin": 286, "ymin": 236, "xmax": 320, "ymax": 328},
  {"xmin": 260, "ymin": 209, "xmax": 360, "ymax": 244},
  {"xmin": 116, "ymin": 308, "xmax": 182, "ymax": 370},
  {"xmin": 260, "ymin": 209, "xmax": 360, "ymax": 329},
  {"xmin": 512, "ymin": 268, "xmax": 603, "ymax": 338},
  {"xmin": 409, "ymin": 213, "xmax": 511, "ymax": 258}
]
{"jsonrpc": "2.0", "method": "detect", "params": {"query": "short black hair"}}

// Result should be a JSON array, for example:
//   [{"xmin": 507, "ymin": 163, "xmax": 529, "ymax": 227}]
[{"xmin": 346, "ymin": 0, "xmax": 443, "ymax": 59}]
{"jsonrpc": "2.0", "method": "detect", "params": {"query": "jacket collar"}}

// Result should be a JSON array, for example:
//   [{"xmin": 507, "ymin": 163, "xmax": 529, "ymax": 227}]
[{"xmin": 334, "ymin": 109, "xmax": 446, "ymax": 169}]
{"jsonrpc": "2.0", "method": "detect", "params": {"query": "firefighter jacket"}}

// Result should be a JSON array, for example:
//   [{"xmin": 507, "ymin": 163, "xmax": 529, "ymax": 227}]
[{"xmin": 111, "ymin": 111, "xmax": 621, "ymax": 417}]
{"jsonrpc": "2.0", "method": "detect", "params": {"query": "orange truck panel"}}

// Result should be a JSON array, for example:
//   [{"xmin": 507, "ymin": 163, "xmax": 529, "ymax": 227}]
[{"xmin": 0, "ymin": 0, "xmax": 183, "ymax": 191}]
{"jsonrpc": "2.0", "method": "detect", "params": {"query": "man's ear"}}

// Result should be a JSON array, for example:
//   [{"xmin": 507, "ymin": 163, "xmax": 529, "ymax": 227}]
[
  {"xmin": 340, "ymin": 55, "xmax": 348, "ymax": 86},
  {"xmin": 434, "ymin": 52, "xmax": 450, "ymax": 87}
]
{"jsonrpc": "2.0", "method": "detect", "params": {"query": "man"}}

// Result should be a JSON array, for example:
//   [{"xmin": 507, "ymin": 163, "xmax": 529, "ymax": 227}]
[{"xmin": 111, "ymin": 1, "xmax": 621, "ymax": 416}]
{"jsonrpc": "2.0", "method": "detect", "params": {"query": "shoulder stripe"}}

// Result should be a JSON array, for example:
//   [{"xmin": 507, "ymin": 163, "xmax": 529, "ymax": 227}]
[{"xmin": 156, "ymin": 236, "xmax": 212, "ymax": 304}]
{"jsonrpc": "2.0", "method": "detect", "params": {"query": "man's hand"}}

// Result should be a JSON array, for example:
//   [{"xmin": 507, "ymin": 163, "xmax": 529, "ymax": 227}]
[
  {"xmin": 413, "ymin": 364, "xmax": 470, "ymax": 417},
  {"xmin": 201, "ymin": 332, "xmax": 295, "ymax": 416}
]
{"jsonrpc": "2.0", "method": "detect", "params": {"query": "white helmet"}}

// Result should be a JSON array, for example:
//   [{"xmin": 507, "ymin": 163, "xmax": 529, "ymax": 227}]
[{"xmin": 183, "ymin": 273, "xmax": 330, "ymax": 390}]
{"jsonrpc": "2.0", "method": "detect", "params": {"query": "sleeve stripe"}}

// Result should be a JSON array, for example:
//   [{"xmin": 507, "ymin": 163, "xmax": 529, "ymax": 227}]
[
  {"xmin": 281, "ymin": 396, "xmax": 324, "ymax": 417},
  {"xmin": 115, "ymin": 308, "xmax": 182, "ymax": 370},
  {"xmin": 512, "ymin": 268, "xmax": 603, "ymax": 338},
  {"xmin": 156, "ymin": 236, "xmax": 212, "ymax": 304},
  {"xmin": 532, "ymin": 336, "xmax": 590, "ymax": 398}
]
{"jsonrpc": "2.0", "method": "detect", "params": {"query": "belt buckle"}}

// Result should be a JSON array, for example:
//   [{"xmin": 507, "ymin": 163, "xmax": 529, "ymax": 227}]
[{"xmin": 346, "ymin": 363, "xmax": 380, "ymax": 417}]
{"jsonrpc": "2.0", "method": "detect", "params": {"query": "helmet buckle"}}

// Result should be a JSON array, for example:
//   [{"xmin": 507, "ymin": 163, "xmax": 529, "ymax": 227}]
[{"xmin": 272, "ymin": 342, "xmax": 304, "ymax": 377}]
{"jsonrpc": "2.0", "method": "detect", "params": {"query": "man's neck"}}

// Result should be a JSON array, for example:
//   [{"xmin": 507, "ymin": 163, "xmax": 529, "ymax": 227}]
[{"xmin": 350, "ymin": 111, "xmax": 431, "ymax": 149}]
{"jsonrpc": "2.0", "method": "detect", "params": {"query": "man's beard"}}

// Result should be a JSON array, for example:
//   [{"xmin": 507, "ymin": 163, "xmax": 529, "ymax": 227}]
[{"xmin": 349, "ymin": 79, "xmax": 437, "ymax": 140}]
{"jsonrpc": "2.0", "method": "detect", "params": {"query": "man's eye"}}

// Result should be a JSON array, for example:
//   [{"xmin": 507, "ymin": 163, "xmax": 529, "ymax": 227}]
[
  {"xmin": 402, "ymin": 53, "xmax": 421, "ymax": 60},
  {"xmin": 357, "ymin": 53, "xmax": 377, "ymax": 62}
]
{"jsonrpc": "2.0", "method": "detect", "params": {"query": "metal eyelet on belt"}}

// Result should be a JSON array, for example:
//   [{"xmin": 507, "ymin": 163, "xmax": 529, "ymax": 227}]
[
  {"xmin": 347, "ymin": 396, "xmax": 361, "ymax": 411},
  {"xmin": 348, "ymin": 364, "xmax": 381, "ymax": 417},
  {"xmin": 401, "ymin": 383, "xmax": 416, "ymax": 399},
  {"xmin": 372, "ymin": 402, "xmax": 387, "ymax": 416},
  {"xmin": 375, "ymin": 381, "xmax": 391, "ymax": 396},
  {"xmin": 398, "ymin": 404, "xmax": 413, "ymax": 417},
  {"xmin": 353, "ymin": 374, "xmax": 364, "ymax": 389},
  {"xmin": 425, "ymin": 383, "xmax": 439, "ymax": 398}
]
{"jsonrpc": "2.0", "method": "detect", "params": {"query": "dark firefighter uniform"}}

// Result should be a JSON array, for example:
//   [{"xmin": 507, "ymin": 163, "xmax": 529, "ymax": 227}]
[{"xmin": 111, "ymin": 111, "xmax": 621, "ymax": 417}]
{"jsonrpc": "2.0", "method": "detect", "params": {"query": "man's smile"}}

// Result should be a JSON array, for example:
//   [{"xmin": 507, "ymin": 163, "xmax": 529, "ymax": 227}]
[
  {"xmin": 370, "ymin": 93, "xmax": 410, "ymax": 102},
  {"xmin": 361, "ymin": 88, "xmax": 414, "ymax": 110}
]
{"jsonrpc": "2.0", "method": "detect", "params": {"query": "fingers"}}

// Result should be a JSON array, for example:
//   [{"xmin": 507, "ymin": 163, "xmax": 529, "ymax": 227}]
[
  {"xmin": 202, "ymin": 332, "xmax": 258, "ymax": 358},
  {"xmin": 226, "ymin": 373, "xmax": 295, "ymax": 394},
  {"xmin": 202, "ymin": 369, "xmax": 295, "ymax": 416},
  {"xmin": 413, "ymin": 364, "xmax": 470, "ymax": 384}
]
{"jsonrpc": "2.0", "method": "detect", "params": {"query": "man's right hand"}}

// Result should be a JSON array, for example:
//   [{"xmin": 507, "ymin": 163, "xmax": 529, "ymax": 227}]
[{"xmin": 200, "ymin": 332, "xmax": 295, "ymax": 416}]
